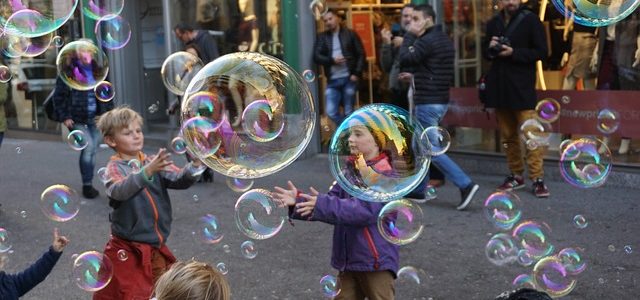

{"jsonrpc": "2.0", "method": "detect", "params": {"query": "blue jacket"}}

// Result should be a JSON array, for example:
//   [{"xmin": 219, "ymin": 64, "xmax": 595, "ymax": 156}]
[
  {"xmin": 0, "ymin": 247, "xmax": 62, "ymax": 300},
  {"xmin": 290, "ymin": 164, "xmax": 400, "ymax": 277},
  {"xmin": 52, "ymin": 77, "xmax": 113, "ymax": 123}
]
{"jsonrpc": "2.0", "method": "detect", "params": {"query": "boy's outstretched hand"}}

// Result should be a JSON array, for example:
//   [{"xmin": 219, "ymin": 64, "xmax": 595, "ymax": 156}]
[
  {"xmin": 296, "ymin": 187, "xmax": 319, "ymax": 217},
  {"xmin": 52, "ymin": 228, "xmax": 69, "ymax": 253},
  {"xmin": 273, "ymin": 180, "xmax": 298, "ymax": 207},
  {"xmin": 145, "ymin": 148, "xmax": 173, "ymax": 178}
]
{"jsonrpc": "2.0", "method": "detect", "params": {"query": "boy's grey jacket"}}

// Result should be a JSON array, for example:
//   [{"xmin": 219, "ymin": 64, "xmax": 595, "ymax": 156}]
[{"xmin": 105, "ymin": 154, "xmax": 203, "ymax": 247}]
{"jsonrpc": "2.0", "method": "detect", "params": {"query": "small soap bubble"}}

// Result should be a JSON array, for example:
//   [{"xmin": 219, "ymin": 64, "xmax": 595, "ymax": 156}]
[
  {"xmin": 197, "ymin": 214, "xmax": 223, "ymax": 244},
  {"xmin": 40, "ymin": 184, "xmax": 80, "ymax": 222},
  {"xmin": 319, "ymin": 274, "xmax": 341, "ymax": 298},
  {"xmin": 216, "ymin": 262, "xmax": 228, "ymax": 275},
  {"xmin": 67, "ymin": 130, "xmax": 89, "ymax": 151},
  {"xmin": 377, "ymin": 200, "xmax": 424, "ymax": 245},
  {"xmin": 15, "ymin": 146, "xmax": 22, "ymax": 154},
  {"xmin": 573, "ymin": 215, "xmax": 588, "ymax": 229},
  {"xmin": 0, "ymin": 228, "xmax": 12, "ymax": 253},
  {"xmin": 596, "ymin": 109, "xmax": 620, "ymax": 134},
  {"xmin": 302, "ymin": 69, "xmax": 316, "ymax": 82},
  {"xmin": 97, "ymin": 167, "xmax": 110, "ymax": 184},
  {"xmin": 56, "ymin": 41, "xmax": 109, "ymax": 91},
  {"xmin": 222, "ymin": 244, "xmax": 230, "ymax": 253},
  {"xmin": 517, "ymin": 249, "xmax": 535, "ymax": 267},
  {"xmin": 117, "ymin": 249, "xmax": 128, "ymax": 261},
  {"xmin": 624, "ymin": 245, "xmax": 632, "ymax": 254},
  {"xmin": 148, "ymin": 103, "xmax": 159, "ymax": 114},
  {"xmin": 52, "ymin": 35, "xmax": 64, "ymax": 47},
  {"xmin": 241, "ymin": 241, "xmax": 257, "ymax": 259},
  {"xmin": 226, "ymin": 177, "xmax": 254, "ymax": 193},
  {"xmin": 561, "ymin": 96, "xmax": 570, "ymax": 104},
  {"xmin": 72, "ymin": 251, "xmax": 113, "ymax": 292},
  {"xmin": 397, "ymin": 266, "xmax": 425, "ymax": 285},
  {"xmin": 608, "ymin": 245, "xmax": 616, "ymax": 252},
  {"xmin": 420, "ymin": 126, "xmax": 451, "ymax": 156},
  {"xmin": 20, "ymin": 211, "xmax": 27, "ymax": 218},
  {"xmin": 485, "ymin": 233, "xmax": 518, "ymax": 266},
  {"xmin": 193, "ymin": 194, "xmax": 199, "ymax": 202},
  {"xmin": 170, "ymin": 136, "xmax": 187, "ymax": 154},
  {"xmin": 128, "ymin": 159, "xmax": 142, "ymax": 174},
  {"xmin": 598, "ymin": 278, "xmax": 605, "ymax": 284},
  {"xmin": 0, "ymin": 65, "xmax": 12, "ymax": 83},
  {"xmin": 94, "ymin": 81, "xmax": 115, "ymax": 102}
]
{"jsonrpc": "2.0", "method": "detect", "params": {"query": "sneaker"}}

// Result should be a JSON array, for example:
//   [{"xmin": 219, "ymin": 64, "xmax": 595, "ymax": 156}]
[
  {"xmin": 497, "ymin": 174, "xmax": 526, "ymax": 191},
  {"xmin": 458, "ymin": 183, "xmax": 479, "ymax": 211},
  {"xmin": 405, "ymin": 187, "xmax": 438, "ymax": 204},
  {"xmin": 82, "ymin": 185, "xmax": 99, "ymax": 199},
  {"xmin": 532, "ymin": 178, "xmax": 550, "ymax": 198}
]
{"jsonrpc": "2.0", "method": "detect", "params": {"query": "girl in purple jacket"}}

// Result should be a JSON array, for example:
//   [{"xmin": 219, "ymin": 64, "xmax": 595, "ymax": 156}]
[{"xmin": 274, "ymin": 122, "xmax": 399, "ymax": 300}]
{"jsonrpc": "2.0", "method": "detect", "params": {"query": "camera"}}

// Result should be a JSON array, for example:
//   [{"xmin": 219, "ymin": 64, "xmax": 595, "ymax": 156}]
[
  {"xmin": 391, "ymin": 23, "xmax": 404, "ymax": 37},
  {"xmin": 488, "ymin": 36, "xmax": 511, "ymax": 58}
]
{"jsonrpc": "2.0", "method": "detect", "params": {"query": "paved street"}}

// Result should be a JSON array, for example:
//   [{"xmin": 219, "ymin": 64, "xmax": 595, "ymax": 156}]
[{"xmin": 0, "ymin": 137, "xmax": 638, "ymax": 299}]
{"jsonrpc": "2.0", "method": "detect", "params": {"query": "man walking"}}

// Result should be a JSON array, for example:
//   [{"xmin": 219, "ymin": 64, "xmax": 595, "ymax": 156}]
[
  {"xmin": 174, "ymin": 23, "xmax": 220, "ymax": 64},
  {"xmin": 313, "ymin": 9, "xmax": 365, "ymax": 127},
  {"xmin": 482, "ymin": 0, "xmax": 549, "ymax": 197},
  {"xmin": 399, "ymin": 4, "xmax": 478, "ymax": 210}
]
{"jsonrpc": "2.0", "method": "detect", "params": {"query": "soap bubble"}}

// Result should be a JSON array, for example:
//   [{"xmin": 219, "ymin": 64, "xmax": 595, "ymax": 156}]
[
  {"xmin": 0, "ymin": 228, "xmax": 12, "ymax": 253},
  {"xmin": 2, "ymin": 32, "xmax": 53, "ymax": 58},
  {"xmin": 216, "ymin": 262, "xmax": 228, "ymax": 275},
  {"xmin": 95, "ymin": 14, "xmax": 131, "ymax": 50},
  {"xmin": 319, "ymin": 274, "xmax": 341, "ymax": 297},
  {"xmin": 40, "ymin": 184, "xmax": 80, "ymax": 222},
  {"xmin": 573, "ymin": 215, "xmax": 588, "ymax": 229},
  {"xmin": 0, "ymin": 65, "xmax": 12, "ymax": 83},
  {"xmin": 329, "ymin": 104, "xmax": 429, "ymax": 202},
  {"xmin": 485, "ymin": 233, "xmax": 518, "ymax": 266},
  {"xmin": 535, "ymin": 98, "xmax": 561, "ymax": 123},
  {"xmin": 241, "ymin": 99, "xmax": 285, "ymax": 143},
  {"xmin": 226, "ymin": 177, "xmax": 254, "ymax": 193},
  {"xmin": 420, "ymin": 126, "xmax": 451, "ymax": 156},
  {"xmin": 234, "ymin": 189, "xmax": 286, "ymax": 240},
  {"xmin": 67, "ymin": 130, "xmax": 89, "ymax": 151},
  {"xmin": 483, "ymin": 191, "xmax": 522, "ymax": 231},
  {"xmin": 519, "ymin": 118, "xmax": 551, "ymax": 147},
  {"xmin": 596, "ymin": 108, "xmax": 620, "ymax": 134},
  {"xmin": 94, "ymin": 81, "xmax": 115, "ymax": 102},
  {"xmin": 1, "ymin": 3, "xmax": 79, "ymax": 38},
  {"xmin": 82, "ymin": 0, "xmax": 125, "ymax": 20},
  {"xmin": 532, "ymin": 256, "xmax": 577, "ymax": 298},
  {"xmin": 240, "ymin": 240, "xmax": 257, "ymax": 259},
  {"xmin": 72, "ymin": 251, "xmax": 113, "ymax": 292},
  {"xmin": 52, "ymin": 35, "xmax": 64, "ymax": 47},
  {"xmin": 377, "ymin": 199, "xmax": 424, "ymax": 245},
  {"xmin": 557, "ymin": 247, "xmax": 587, "ymax": 275},
  {"xmin": 180, "ymin": 52, "xmax": 316, "ymax": 179},
  {"xmin": 180, "ymin": 117, "xmax": 222, "ymax": 158},
  {"xmin": 550, "ymin": 0, "xmax": 640, "ymax": 27},
  {"xmin": 560, "ymin": 138, "xmax": 612, "ymax": 188},
  {"xmin": 302, "ymin": 69, "xmax": 316, "ymax": 82},
  {"xmin": 117, "ymin": 249, "xmax": 128, "ymax": 261},
  {"xmin": 512, "ymin": 274, "xmax": 536, "ymax": 289},
  {"xmin": 197, "ymin": 214, "xmax": 224, "ymax": 244},
  {"xmin": 161, "ymin": 51, "xmax": 204, "ymax": 96},
  {"xmin": 512, "ymin": 221, "xmax": 555, "ymax": 260},
  {"xmin": 170, "ymin": 136, "xmax": 188, "ymax": 154},
  {"xmin": 397, "ymin": 266, "xmax": 426, "ymax": 285},
  {"xmin": 309, "ymin": 0, "xmax": 328, "ymax": 20},
  {"xmin": 56, "ymin": 40, "xmax": 109, "ymax": 91}
]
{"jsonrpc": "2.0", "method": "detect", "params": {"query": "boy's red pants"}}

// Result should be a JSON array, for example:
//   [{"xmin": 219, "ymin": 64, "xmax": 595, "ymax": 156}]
[{"xmin": 93, "ymin": 235, "xmax": 176, "ymax": 300}]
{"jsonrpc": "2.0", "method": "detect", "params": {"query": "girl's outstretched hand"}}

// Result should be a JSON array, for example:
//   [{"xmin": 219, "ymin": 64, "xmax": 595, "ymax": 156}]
[
  {"xmin": 273, "ymin": 180, "xmax": 298, "ymax": 207},
  {"xmin": 296, "ymin": 187, "xmax": 319, "ymax": 217}
]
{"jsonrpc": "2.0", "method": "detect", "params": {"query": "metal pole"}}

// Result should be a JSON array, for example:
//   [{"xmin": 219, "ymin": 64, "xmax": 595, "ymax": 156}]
[{"xmin": 162, "ymin": 0, "xmax": 175, "ymax": 57}]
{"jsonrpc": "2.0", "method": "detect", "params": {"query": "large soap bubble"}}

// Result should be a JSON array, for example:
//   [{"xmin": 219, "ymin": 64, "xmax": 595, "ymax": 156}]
[
  {"xmin": 328, "ymin": 104, "xmax": 429, "ymax": 202},
  {"xmin": 1, "ymin": 32, "xmax": 53, "ymax": 58},
  {"xmin": 1, "ymin": 2, "xmax": 79, "ymax": 37},
  {"xmin": 560, "ymin": 138, "xmax": 612, "ymax": 188},
  {"xmin": 161, "ymin": 51, "xmax": 204, "ymax": 96},
  {"xmin": 56, "ymin": 40, "xmax": 109, "ymax": 91},
  {"xmin": 180, "ymin": 52, "xmax": 316, "ymax": 179},
  {"xmin": 551, "ymin": 0, "xmax": 640, "ymax": 27}
]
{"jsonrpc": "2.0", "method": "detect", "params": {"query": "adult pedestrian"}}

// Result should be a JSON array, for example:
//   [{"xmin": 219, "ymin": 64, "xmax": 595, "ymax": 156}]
[
  {"xmin": 482, "ymin": 0, "xmax": 549, "ymax": 197},
  {"xmin": 313, "ymin": 9, "xmax": 365, "ymax": 127},
  {"xmin": 398, "ymin": 4, "xmax": 479, "ymax": 210},
  {"xmin": 174, "ymin": 23, "xmax": 220, "ymax": 64}
]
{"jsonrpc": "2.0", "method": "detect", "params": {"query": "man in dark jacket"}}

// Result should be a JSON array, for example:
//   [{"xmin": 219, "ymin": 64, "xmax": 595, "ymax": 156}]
[
  {"xmin": 313, "ymin": 9, "xmax": 365, "ymax": 127},
  {"xmin": 53, "ymin": 75, "xmax": 113, "ymax": 198},
  {"xmin": 398, "ymin": 4, "xmax": 479, "ymax": 210},
  {"xmin": 174, "ymin": 22, "xmax": 220, "ymax": 64},
  {"xmin": 483, "ymin": 0, "xmax": 549, "ymax": 198}
]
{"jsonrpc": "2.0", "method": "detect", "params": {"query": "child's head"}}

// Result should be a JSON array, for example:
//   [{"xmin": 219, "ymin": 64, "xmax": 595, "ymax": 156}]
[
  {"xmin": 97, "ymin": 106, "xmax": 144, "ymax": 156},
  {"xmin": 153, "ymin": 260, "xmax": 230, "ymax": 300},
  {"xmin": 347, "ymin": 110, "xmax": 389, "ymax": 160}
]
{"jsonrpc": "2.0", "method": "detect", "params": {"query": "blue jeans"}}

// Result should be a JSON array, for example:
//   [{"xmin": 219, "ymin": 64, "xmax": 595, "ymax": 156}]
[
  {"xmin": 412, "ymin": 104, "xmax": 472, "ymax": 193},
  {"xmin": 74, "ymin": 123, "xmax": 101, "ymax": 186},
  {"xmin": 325, "ymin": 77, "xmax": 356, "ymax": 126}
]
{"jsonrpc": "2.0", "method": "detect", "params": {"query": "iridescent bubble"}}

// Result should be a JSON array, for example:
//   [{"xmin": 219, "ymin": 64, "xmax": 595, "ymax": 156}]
[
  {"xmin": 235, "ymin": 189, "xmax": 286, "ymax": 240},
  {"xmin": 573, "ymin": 215, "xmax": 588, "ymax": 229},
  {"xmin": 309, "ymin": 0, "xmax": 328, "ymax": 19},
  {"xmin": 216, "ymin": 262, "xmax": 228, "ymax": 275},
  {"xmin": 517, "ymin": 249, "xmax": 535, "ymax": 267},
  {"xmin": 71, "ymin": 253, "xmax": 79, "ymax": 260},
  {"xmin": 532, "ymin": 256, "xmax": 577, "ymax": 298},
  {"xmin": 561, "ymin": 95, "xmax": 571, "ymax": 104},
  {"xmin": 222, "ymin": 244, "xmax": 230, "ymax": 253},
  {"xmin": 226, "ymin": 177, "xmax": 254, "ymax": 193},
  {"xmin": 72, "ymin": 251, "xmax": 114, "ymax": 292},
  {"xmin": 192, "ymin": 194, "xmax": 199, "ymax": 202},
  {"xmin": 67, "ymin": 130, "xmax": 89, "ymax": 151},
  {"xmin": 180, "ymin": 117, "xmax": 222, "ymax": 158},
  {"xmin": 608, "ymin": 244, "xmax": 616, "ymax": 252},
  {"xmin": 40, "ymin": 184, "xmax": 80, "ymax": 222},
  {"xmin": 94, "ymin": 81, "xmax": 115, "ymax": 102},
  {"xmin": 161, "ymin": 51, "xmax": 204, "ymax": 96},
  {"xmin": 148, "ymin": 103, "xmax": 159, "ymax": 114},
  {"xmin": 241, "ymin": 99, "xmax": 285, "ymax": 143},
  {"xmin": 2, "ymin": 32, "xmax": 53, "ymax": 58},
  {"xmin": 557, "ymin": 247, "xmax": 587, "ymax": 275},
  {"xmin": 82, "ymin": 0, "xmax": 125, "ymax": 20},
  {"xmin": 170, "ymin": 136, "xmax": 188, "ymax": 154},
  {"xmin": 535, "ymin": 98, "xmax": 561, "ymax": 123},
  {"xmin": 0, "ymin": 228, "xmax": 12, "ymax": 253},
  {"xmin": 181, "ymin": 91, "xmax": 225, "ymax": 124},
  {"xmin": 329, "ymin": 104, "xmax": 429, "ymax": 202},
  {"xmin": 512, "ymin": 221, "xmax": 555, "ymax": 260},
  {"xmin": 320, "ymin": 274, "xmax": 341, "ymax": 298},
  {"xmin": 483, "ymin": 191, "xmax": 522, "ymax": 231},
  {"xmin": 550, "ymin": 0, "xmax": 640, "ymax": 27},
  {"xmin": 95, "ymin": 14, "xmax": 131, "ymax": 50},
  {"xmin": 20, "ymin": 211, "xmax": 27, "ymax": 218},
  {"xmin": 559, "ymin": 139, "xmax": 580, "ymax": 160},
  {"xmin": 425, "ymin": 185, "xmax": 437, "ymax": 199},
  {"xmin": 560, "ymin": 138, "xmax": 612, "ymax": 188},
  {"xmin": 624, "ymin": 245, "xmax": 632, "ymax": 254},
  {"xmin": 180, "ymin": 52, "xmax": 316, "ymax": 179},
  {"xmin": 117, "ymin": 249, "xmax": 128, "ymax": 261},
  {"xmin": 56, "ymin": 40, "xmax": 109, "ymax": 90},
  {"xmin": 512, "ymin": 274, "xmax": 537, "ymax": 289},
  {"xmin": 52, "ymin": 35, "xmax": 64, "ymax": 47},
  {"xmin": 520, "ymin": 118, "xmax": 551, "ymax": 146},
  {"xmin": 0, "ymin": 65, "xmax": 11, "ymax": 83},
  {"xmin": 377, "ymin": 199, "xmax": 424, "ymax": 245},
  {"xmin": 596, "ymin": 109, "xmax": 620, "ymax": 134},
  {"xmin": 128, "ymin": 159, "xmax": 142, "ymax": 174},
  {"xmin": 1, "ymin": 3, "xmax": 79, "ymax": 38},
  {"xmin": 397, "ymin": 266, "xmax": 425, "ymax": 285},
  {"xmin": 15, "ymin": 146, "xmax": 22, "ymax": 154},
  {"xmin": 197, "ymin": 213, "xmax": 224, "ymax": 244},
  {"xmin": 420, "ymin": 126, "xmax": 451, "ymax": 156},
  {"xmin": 241, "ymin": 240, "xmax": 257, "ymax": 259},
  {"xmin": 302, "ymin": 69, "xmax": 316, "ymax": 82},
  {"xmin": 485, "ymin": 233, "xmax": 518, "ymax": 266}
]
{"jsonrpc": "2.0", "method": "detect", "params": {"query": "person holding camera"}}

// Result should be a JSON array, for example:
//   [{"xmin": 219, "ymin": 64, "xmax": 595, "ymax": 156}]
[
  {"xmin": 398, "ymin": 4, "xmax": 479, "ymax": 210},
  {"xmin": 482, "ymin": 0, "xmax": 549, "ymax": 197}
]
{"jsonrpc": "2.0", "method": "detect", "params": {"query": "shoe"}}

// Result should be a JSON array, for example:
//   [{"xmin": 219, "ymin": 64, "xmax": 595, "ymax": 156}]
[
  {"xmin": 82, "ymin": 185, "xmax": 99, "ymax": 199},
  {"xmin": 618, "ymin": 138, "xmax": 630, "ymax": 155},
  {"xmin": 458, "ymin": 183, "xmax": 479, "ymax": 211},
  {"xmin": 405, "ymin": 187, "xmax": 437, "ymax": 204},
  {"xmin": 532, "ymin": 178, "xmax": 550, "ymax": 198},
  {"xmin": 497, "ymin": 174, "xmax": 526, "ymax": 191}
]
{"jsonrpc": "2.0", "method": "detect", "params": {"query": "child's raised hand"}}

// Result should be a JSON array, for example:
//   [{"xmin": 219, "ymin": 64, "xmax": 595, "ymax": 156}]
[
  {"xmin": 273, "ymin": 180, "xmax": 298, "ymax": 207},
  {"xmin": 52, "ymin": 228, "xmax": 69, "ymax": 253},
  {"xmin": 145, "ymin": 148, "xmax": 173, "ymax": 177},
  {"xmin": 296, "ymin": 186, "xmax": 319, "ymax": 217}
]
